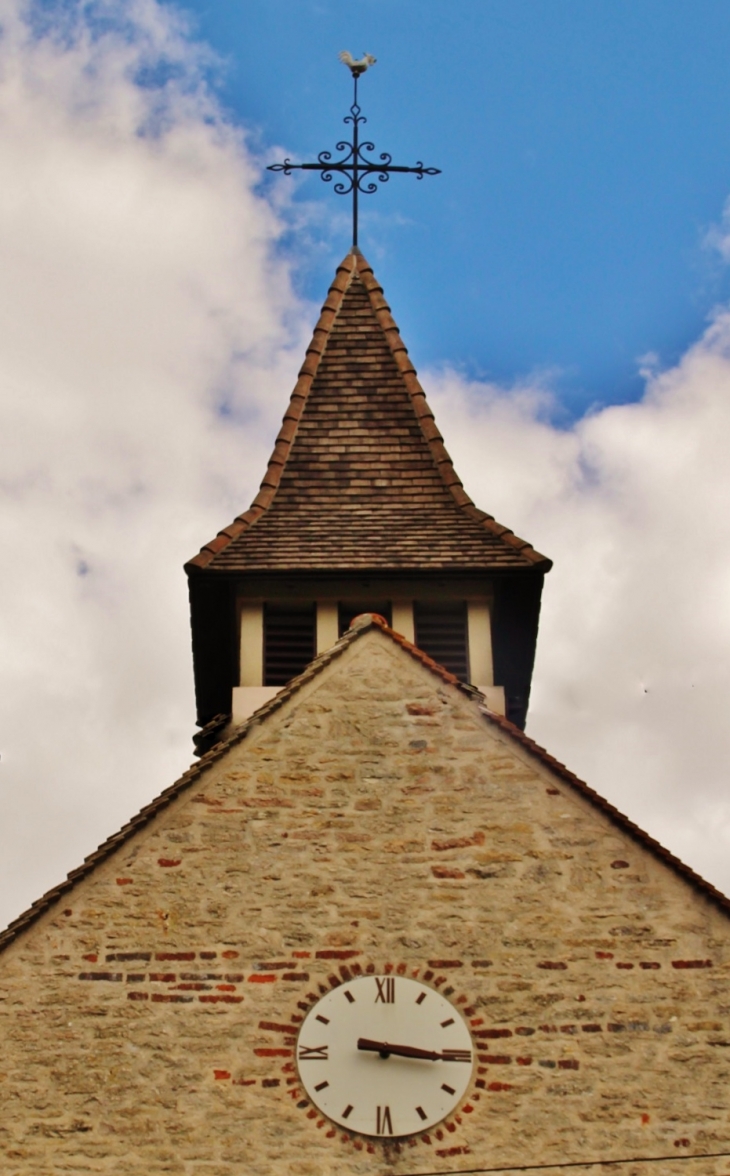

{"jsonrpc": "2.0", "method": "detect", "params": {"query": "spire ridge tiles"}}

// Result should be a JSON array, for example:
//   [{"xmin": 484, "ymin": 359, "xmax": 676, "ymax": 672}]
[{"xmin": 187, "ymin": 252, "xmax": 550, "ymax": 573}]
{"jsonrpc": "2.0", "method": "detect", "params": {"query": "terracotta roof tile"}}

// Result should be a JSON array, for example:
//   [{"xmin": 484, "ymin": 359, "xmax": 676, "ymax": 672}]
[{"xmin": 187, "ymin": 252, "xmax": 550, "ymax": 573}]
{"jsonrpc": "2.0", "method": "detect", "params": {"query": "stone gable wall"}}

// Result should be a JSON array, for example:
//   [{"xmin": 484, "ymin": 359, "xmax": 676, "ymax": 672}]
[{"xmin": 1, "ymin": 629, "xmax": 729, "ymax": 1175}]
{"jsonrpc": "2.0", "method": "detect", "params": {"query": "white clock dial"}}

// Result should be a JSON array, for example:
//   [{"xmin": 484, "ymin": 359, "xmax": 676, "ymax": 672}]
[{"xmin": 296, "ymin": 974, "xmax": 474, "ymax": 1138}]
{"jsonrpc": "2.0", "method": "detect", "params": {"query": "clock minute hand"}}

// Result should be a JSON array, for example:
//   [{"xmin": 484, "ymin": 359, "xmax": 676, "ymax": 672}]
[{"xmin": 357, "ymin": 1037, "xmax": 442, "ymax": 1062}]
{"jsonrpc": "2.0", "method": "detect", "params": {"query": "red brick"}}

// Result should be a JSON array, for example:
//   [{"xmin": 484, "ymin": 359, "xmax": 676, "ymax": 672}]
[
  {"xmin": 431, "ymin": 866, "xmax": 465, "ymax": 880},
  {"xmin": 199, "ymin": 995, "xmax": 243, "ymax": 1004}
]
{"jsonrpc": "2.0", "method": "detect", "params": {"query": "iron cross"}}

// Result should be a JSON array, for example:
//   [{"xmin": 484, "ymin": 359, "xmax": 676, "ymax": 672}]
[{"xmin": 267, "ymin": 56, "xmax": 440, "ymax": 250}]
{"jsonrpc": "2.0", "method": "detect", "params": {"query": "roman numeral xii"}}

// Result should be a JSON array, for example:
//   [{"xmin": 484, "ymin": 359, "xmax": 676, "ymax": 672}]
[{"xmin": 375, "ymin": 977, "xmax": 395, "ymax": 1003}]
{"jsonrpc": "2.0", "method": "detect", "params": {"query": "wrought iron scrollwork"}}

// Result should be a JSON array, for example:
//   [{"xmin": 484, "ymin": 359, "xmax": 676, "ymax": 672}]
[{"xmin": 267, "ymin": 74, "xmax": 440, "ymax": 249}]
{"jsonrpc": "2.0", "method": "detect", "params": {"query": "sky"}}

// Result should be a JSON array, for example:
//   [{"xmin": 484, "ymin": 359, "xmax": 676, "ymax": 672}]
[
  {"xmin": 2, "ymin": 0, "xmax": 730, "ymax": 929},
  {"xmin": 170, "ymin": 0, "xmax": 730, "ymax": 412}
]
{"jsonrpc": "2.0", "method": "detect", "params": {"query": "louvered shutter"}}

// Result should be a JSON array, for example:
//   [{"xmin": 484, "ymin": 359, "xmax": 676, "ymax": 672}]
[
  {"xmin": 414, "ymin": 602, "xmax": 469, "ymax": 681},
  {"xmin": 263, "ymin": 605, "xmax": 316, "ymax": 686}
]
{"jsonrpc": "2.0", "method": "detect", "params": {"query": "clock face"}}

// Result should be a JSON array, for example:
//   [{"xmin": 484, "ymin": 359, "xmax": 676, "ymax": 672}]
[{"xmin": 296, "ymin": 974, "xmax": 474, "ymax": 1138}]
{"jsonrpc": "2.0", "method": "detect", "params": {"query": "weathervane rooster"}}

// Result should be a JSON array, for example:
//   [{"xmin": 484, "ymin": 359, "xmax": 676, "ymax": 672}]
[{"xmin": 338, "ymin": 50, "xmax": 377, "ymax": 77}]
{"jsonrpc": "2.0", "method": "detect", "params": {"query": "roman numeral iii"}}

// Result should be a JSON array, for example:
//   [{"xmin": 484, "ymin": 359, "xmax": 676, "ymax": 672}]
[
  {"xmin": 375, "ymin": 977, "xmax": 395, "ymax": 1003},
  {"xmin": 442, "ymin": 1048, "xmax": 472, "ymax": 1062},
  {"xmin": 298, "ymin": 1044, "xmax": 329, "ymax": 1061}
]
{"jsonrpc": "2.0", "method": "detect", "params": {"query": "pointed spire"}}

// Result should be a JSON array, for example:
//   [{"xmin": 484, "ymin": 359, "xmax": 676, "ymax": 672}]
[{"xmin": 187, "ymin": 252, "xmax": 550, "ymax": 573}]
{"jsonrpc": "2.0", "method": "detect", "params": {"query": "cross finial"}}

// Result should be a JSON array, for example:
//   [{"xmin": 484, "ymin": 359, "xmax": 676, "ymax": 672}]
[{"xmin": 267, "ymin": 54, "xmax": 440, "ymax": 250}]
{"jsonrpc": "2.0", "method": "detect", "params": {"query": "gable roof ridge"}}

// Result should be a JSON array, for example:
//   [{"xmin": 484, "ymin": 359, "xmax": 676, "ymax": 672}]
[
  {"xmin": 187, "ymin": 253, "xmax": 358, "ymax": 571},
  {"xmin": 0, "ymin": 614, "xmax": 472, "ymax": 955},
  {"xmin": 366, "ymin": 611, "xmax": 730, "ymax": 918},
  {"xmin": 2, "ymin": 612, "xmax": 728, "ymax": 955},
  {"xmin": 0, "ymin": 619, "xmax": 370, "ymax": 955},
  {"xmin": 354, "ymin": 253, "xmax": 550, "ymax": 570}
]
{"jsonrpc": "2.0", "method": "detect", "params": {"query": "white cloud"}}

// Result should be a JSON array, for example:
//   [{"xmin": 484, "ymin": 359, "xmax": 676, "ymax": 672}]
[
  {"xmin": 0, "ymin": 0, "xmax": 311, "ymax": 929},
  {"xmin": 426, "ymin": 311, "xmax": 730, "ymax": 895}
]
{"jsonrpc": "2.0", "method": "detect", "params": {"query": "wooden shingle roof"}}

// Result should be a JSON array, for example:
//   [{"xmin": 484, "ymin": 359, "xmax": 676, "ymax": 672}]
[{"xmin": 187, "ymin": 251, "xmax": 551, "ymax": 573}]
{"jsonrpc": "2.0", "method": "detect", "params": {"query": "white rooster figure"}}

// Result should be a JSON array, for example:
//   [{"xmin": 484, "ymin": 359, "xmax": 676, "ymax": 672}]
[{"xmin": 339, "ymin": 51, "xmax": 377, "ymax": 78}]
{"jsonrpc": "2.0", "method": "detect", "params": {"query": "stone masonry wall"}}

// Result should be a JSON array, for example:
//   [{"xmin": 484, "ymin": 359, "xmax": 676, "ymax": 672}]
[{"xmin": 1, "ymin": 628, "xmax": 729, "ymax": 1176}]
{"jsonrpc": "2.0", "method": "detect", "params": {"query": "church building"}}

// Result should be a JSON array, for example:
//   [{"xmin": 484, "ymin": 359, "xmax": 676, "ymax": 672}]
[{"xmin": 1, "ymin": 249, "xmax": 729, "ymax": 1176}]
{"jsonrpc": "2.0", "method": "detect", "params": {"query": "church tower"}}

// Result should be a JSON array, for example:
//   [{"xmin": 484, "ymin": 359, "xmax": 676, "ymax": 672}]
[
  {"xmin": 186, "ymin": 250, "xmax": 551, "ymax": 753},
  {"xmin": 8, "ymin": 64, "xmax": 730, "ymax": 1175}
]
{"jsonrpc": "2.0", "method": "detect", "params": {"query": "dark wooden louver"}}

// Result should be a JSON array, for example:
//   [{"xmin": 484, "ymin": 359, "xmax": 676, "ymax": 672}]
[
  {"xmin": 264, "ymin": 605, "xmax": 316, "ymax": 686},
  {"xmin": 414, "ymin": 602, "xmax": 469, "ymax": 682}
]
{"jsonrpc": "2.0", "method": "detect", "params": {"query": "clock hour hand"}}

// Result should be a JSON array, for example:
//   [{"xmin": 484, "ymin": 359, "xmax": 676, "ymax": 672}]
[{"xmin": 357, "ymin": 1037, "xmax": 441, "ymax": 1062}]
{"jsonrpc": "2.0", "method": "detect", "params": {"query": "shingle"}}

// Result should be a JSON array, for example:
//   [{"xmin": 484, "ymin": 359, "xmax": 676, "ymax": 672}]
[{"xmin": 186, "ymin": 252, "xmax": 551, "ymax": 573}]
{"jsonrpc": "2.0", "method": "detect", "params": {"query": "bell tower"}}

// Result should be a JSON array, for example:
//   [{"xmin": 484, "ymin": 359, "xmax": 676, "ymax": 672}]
[{"xmin": 185, "ymin": 251, "xmax": 551, "ymax": 753}]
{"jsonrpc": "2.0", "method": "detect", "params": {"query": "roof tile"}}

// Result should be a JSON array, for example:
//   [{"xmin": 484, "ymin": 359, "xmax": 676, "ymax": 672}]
[{"xmin": 187, "ymin": 252, "xmax": 551, "ymax": 573}]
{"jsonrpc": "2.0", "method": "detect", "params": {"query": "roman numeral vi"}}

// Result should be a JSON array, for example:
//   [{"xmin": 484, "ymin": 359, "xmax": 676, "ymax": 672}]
[{"xmin": 376, "ymin": 1105, "xmax": 394, "ymax": 1135}]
